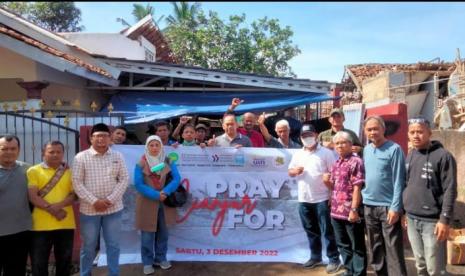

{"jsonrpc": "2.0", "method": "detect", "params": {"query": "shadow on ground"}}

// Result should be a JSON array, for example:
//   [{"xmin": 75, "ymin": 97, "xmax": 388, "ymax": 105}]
[{"xmin": 72, "ymin": 248, "xmax": 465, "ymax": 276}]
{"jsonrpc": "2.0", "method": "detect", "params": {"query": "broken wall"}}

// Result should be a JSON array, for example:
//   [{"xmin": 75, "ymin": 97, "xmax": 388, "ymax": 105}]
[{"xmin": 431, "ymin": 130, "xmax": 465, "ymax": 227}]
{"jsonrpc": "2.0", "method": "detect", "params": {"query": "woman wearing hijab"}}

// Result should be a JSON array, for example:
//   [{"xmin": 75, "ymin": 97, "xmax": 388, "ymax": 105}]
[{"xmin": 134, "ymin": 135, "xmax": 181, "ymax": 275}]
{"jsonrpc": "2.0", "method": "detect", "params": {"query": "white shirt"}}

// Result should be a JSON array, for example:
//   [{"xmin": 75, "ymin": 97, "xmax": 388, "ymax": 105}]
[{"xmin": 288, "ymin": 145, "xmax": 337, "ymax": 203}]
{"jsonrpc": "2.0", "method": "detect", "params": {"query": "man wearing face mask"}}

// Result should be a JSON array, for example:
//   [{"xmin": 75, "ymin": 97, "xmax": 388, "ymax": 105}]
[{"xmin": 288, "ymin": 124, "xmax": 341, "ymax": 274}]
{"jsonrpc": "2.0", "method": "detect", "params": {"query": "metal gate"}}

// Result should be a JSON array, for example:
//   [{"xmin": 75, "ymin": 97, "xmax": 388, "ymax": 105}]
[{"xmin": 0, "ymin": 109, "xmax": 123, "ymax": 165}]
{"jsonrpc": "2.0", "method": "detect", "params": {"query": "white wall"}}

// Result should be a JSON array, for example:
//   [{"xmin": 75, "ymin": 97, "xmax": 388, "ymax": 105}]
[{"xmin": 61, "ymin": 33, "xmax": 146, "ymax": 60}]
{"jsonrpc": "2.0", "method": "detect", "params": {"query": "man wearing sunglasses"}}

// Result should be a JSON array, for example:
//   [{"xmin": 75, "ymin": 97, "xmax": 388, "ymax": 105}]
[{"xmin": 403, "ymin": 117, "xmax": 457, "ymax": 276}]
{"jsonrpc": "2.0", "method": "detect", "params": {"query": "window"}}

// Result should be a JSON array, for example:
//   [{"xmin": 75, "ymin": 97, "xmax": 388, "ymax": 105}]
[{"xmin": 144, "ymin": 47, "xmax": 154, "ymax": 62}]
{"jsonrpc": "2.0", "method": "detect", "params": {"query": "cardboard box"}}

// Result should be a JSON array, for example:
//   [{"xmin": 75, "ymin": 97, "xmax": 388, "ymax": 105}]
[{"xmin": 447, "ymin": 228, "xmax": 465, "ymax": 265}]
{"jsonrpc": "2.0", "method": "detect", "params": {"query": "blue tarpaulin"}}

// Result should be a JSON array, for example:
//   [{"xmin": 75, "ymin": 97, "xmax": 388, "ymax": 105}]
[{"xmin": 105, "ymin": 91, "xmax": 335, "ymax": 124}]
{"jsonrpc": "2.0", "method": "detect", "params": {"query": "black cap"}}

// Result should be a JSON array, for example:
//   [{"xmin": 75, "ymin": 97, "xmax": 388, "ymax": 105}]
[
  {"xmin": 300, "ymin": 124, "xmax": 317, "ymax": 136},
  {"xmin": 91, "ymin": 123, "xmax": 110, "ymax": 135}
]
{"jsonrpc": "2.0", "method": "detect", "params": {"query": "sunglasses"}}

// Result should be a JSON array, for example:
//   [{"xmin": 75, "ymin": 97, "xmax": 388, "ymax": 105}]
[{"xmin": 408, "ymin": 118, "xmax": 431, "ymax": 128}]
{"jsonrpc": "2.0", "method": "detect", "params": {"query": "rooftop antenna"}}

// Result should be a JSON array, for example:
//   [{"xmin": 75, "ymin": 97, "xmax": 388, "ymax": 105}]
[{"xmin": 116, "ymin": 17, "xmax": 131, "ymax": 28}]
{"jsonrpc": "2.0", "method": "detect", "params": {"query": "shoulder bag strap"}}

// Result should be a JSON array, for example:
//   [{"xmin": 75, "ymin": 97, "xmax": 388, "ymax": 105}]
[{"xmin": 37, "ymin": 163, "xmax": 68, "ymax": 198}]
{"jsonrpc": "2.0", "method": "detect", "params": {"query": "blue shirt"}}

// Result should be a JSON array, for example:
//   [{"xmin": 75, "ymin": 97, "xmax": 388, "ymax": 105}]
[
  {"xmin": 134, "ymin": 162, "xmax": 181, "ymax": 200},
  {"xmin": 362, "ymin": 140, "xmax": 405, "ymax": 212}
]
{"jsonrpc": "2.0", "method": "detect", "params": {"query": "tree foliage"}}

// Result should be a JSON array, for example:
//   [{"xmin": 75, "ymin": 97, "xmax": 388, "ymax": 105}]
[
  {"xmin": 0, "ymin": 2, "xmax": 84, "ymax": 32},
  {"xmin": 165, "ymin": 10, "xmax": 300, "ymax": 77},
  {"xmin": 132, "ymin": 3, "xmax": 164, "ymax": 25},
  {"xmin": 165, "ymin": 2, "xmax": 201, "ymax": 28}
]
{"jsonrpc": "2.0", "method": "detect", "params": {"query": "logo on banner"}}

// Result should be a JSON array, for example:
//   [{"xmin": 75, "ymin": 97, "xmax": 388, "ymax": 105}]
[
  {"xmin": 181, "ymin": 153, "xmax": 209, "ymax": 163},
  {"xmin": 168, "ymin": 152, "xmax": 179, "ymax": 162},
  {"xmin": 274, "ymin": 156, "xmax": 286, "ymax": 168},
  {"xmin": 251, "ymin": 158, "xmax": 266, "ymax": 167},
  {"xmin": 211, "ymin": 154, "xmax": 219, "ymax": 162},
  {"xmin": 234, "ymin": 154, "xmax": 245, "ymax": 165}
]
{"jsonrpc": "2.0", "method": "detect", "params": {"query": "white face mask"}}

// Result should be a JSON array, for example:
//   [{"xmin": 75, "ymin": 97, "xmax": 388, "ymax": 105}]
[{"xmin": 301, "ymin": 136, "xmax": 316, "ymax": 147}]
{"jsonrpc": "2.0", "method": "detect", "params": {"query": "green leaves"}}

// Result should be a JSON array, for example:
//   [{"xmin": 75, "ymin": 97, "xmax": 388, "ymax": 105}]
[
  {"xmin": 1, "ymin": 2, "xmax": 84, "ymax": 32},
  {"xmin": 164, "ymin": 9, "xmax": 300, "ymax": 77},
  {"xmin": 132, "ymin": 3, "xmax": 164, "ymax": 25},
  {"xmin": 166, "ymin": 1, "xmax": 201, "ymax": 28}
]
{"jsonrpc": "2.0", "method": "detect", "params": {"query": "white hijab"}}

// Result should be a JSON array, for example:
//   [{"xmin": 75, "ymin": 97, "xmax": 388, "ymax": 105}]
[{"xmin": 144, "ymin": 135, "xmax": 165, "ymax": 169}]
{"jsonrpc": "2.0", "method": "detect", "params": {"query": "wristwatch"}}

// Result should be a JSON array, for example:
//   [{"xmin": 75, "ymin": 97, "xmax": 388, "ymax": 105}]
[{"xmin": 350, "ymin": 207, "xmax": 358, "ymax": 212}]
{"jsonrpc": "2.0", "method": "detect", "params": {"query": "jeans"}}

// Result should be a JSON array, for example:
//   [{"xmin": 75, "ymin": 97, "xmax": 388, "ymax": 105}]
[
  {"xmin": 407, "ymin": 216, "xmax": 448, "ymax": 276},
  {"xmin": 364, "ymin": 205, "xmax": 407, "ymax": 276},
  {"xmin": 298, "ymin": 201, "xmax": 340, "ymax": 263},
  {"xmin": 0, "ymin": 231, "xmax": 30, "ymax": 276},
  {"xmin": 141, "ymin": 204, "xmax": 168, "ymax": 266},
  {"xmin": 79, "ymin": 211, "xmax": 122, "ymax": 276},
  {"xmin": 331, "ymin": 218, "xmax": 367, "ymax": 276},
  {"xmin": 30, "ymin": 229, "xmax": 74, "ymax": 276}
]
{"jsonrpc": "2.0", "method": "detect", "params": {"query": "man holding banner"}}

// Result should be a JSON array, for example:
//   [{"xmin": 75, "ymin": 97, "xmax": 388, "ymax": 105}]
[{"xmin": 288, "ymin": 124, "xmax": 341, "ymax": 274}]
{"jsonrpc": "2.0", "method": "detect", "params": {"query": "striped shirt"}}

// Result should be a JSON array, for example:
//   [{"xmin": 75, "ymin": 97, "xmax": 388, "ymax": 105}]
[{"xmin": 72, "ymin": 147, "xmax": 129, "ymax": 215}]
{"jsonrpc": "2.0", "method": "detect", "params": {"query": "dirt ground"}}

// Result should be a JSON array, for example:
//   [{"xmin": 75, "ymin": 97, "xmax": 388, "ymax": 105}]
[{"xmin": 72, "ymin": 248, "xmax": 465, "ymax": 276}]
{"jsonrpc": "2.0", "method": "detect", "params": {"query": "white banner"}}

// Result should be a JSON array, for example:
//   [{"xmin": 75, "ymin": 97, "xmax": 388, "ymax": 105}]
[{"xmin": 97, "ymin": 145, "xmax": 331, "ymax": 265}]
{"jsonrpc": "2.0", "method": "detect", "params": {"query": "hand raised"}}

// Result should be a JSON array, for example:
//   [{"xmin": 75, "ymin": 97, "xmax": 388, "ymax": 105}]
[
  {"xmin": 207, "ymin": 134, "xmax": 216, "ymax": 147},
  {"xmin": 179, "ymin": 116, "xmax": 190, "ymax": 125},
  {"xmin": 258, "ymin": 112, "xmax": 266, "ymax": 125},
  {"xmin": 231, "ymin": 98, "xmax": 242, "ymax": 107}
]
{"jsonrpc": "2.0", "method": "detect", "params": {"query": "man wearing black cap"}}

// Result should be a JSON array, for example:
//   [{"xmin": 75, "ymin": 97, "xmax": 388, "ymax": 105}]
[
  {"xmin": 72, "ymin": 123, "xmax": 129, "ymax": 276},
  {"xmin": 319, "ymin": 108, "xmax": 363, "ymax": 154},
  {"xmin": 288, "ymin": 124, "xmax": 341, "ymax": 274}
]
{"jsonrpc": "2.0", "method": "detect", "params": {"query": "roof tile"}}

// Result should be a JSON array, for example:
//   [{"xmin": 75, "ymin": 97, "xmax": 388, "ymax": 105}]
[
  {"xmin": 346, "ymin": 62, "xmax": 456, "ymax": 85},
  {"xmin": 0, "ymin": 24, "xmax": 112, "ymax": 78}
]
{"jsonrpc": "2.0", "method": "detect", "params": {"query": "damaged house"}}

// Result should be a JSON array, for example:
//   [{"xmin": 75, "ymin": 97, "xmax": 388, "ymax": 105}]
[{"xmin": 340, "ymin": 61, "xmax": 461, "ymax": 127}]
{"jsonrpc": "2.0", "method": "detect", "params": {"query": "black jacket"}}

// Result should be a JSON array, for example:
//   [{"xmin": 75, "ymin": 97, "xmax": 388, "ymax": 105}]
[{"xmin": 403, "ymin": 140, "xmax": 457, "ymax": 224}]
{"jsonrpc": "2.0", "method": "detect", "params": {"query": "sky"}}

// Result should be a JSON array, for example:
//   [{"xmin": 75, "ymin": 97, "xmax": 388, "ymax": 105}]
[{"xmin": 75, "ymin": 2, "xmax": 465, "ymax": 83}]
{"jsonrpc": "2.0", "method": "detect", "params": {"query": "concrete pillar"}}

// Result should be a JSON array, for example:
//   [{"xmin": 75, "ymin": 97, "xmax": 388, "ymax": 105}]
[
  {"xmin": 16, "ymin": 81, "xmax": 49, "ymax": 111},
  {"xmin": 16, "ymin": 81, "xmax": 49, "ymax": 99}
]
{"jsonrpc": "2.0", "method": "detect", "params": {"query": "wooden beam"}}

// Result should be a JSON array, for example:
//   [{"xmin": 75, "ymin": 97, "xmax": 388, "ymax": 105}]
[{"xmin": 134, "ymin": 76, "xmax": 164, "ymax": 87}]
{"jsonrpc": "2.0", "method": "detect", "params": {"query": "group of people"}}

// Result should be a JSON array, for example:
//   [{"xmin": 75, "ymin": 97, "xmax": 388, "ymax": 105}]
[
  {"xmin": 0, "ymin": 96, "xmax": 458, "ymax": 276},
  {"xmin": 288, "ymin": 113, "xmax": 457, "ymax": 276}
]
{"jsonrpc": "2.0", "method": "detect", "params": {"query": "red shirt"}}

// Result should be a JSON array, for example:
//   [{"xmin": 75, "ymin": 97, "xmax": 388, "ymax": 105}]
[{"xmin": 237, "ymin": 128, "xmax": 265, "ymax": 148}]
